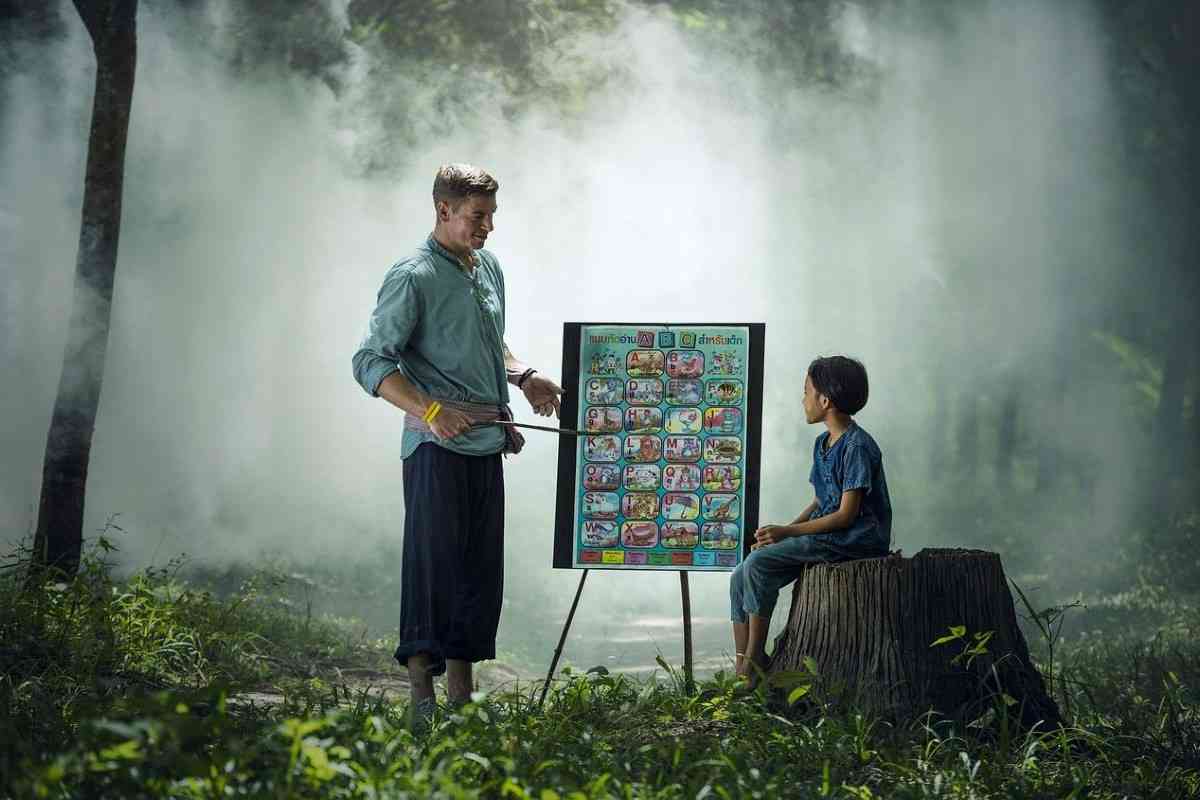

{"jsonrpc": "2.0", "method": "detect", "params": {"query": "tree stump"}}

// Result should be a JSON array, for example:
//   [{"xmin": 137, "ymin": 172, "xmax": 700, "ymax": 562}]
[{"xmin": 768, "ymin": 548, "xmax": 1060, "ymax": 728}]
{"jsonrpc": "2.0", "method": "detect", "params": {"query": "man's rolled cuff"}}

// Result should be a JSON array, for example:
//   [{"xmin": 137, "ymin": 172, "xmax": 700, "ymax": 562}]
[{"xmin": 352, "ymin": 350, "xmax": 400, "ymax": 397}]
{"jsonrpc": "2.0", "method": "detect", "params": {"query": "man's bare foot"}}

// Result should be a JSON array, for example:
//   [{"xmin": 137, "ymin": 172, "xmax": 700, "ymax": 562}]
[{"xmin": 409, "ymin": 696, "xmax": 436, "ymax": 734}]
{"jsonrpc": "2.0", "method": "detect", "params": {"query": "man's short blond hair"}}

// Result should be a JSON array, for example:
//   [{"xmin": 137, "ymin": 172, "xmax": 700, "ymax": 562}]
[{"xmin": 432, "ymin": 163, "xmax": 499, "ymax": 208}]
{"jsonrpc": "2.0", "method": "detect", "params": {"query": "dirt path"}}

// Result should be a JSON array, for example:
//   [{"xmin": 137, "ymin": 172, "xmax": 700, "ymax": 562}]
[{"xmin": 232, "ymin": 661, "xmax": 528, "ymax": 709}]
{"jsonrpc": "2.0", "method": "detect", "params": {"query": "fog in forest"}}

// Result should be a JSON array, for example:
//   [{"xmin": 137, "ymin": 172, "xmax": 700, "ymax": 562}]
[{"xmin": 1, "ymin": 0, "xmax": 1179, "ymax": 672}]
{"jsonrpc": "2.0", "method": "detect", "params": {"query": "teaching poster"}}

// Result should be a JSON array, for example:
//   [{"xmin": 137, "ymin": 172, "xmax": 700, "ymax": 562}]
[{"xmin": 553, "ymin": 323, "xmax": 765, "ymax": 571}]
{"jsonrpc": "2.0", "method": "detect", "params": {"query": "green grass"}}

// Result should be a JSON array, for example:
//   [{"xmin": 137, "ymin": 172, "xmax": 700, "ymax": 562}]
[
  {"xmin": 0, "ymin": 531, "xmax": 393, "ymax": 786},
  {"xmin": 2, "ymin": 535, "xmax": 1199, "ymax": 799}
]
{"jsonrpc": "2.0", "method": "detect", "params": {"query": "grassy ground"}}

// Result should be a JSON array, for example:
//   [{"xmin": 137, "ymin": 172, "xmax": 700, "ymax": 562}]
[{"xmin": 2, "ymin": 537, "xmax": 1199, "ymax": 798}]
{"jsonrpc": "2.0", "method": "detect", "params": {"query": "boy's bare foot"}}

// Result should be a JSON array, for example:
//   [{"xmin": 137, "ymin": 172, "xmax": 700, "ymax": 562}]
[{"xmin": 735, "ymin": 649, "xmax": 769, "ymax": 692}]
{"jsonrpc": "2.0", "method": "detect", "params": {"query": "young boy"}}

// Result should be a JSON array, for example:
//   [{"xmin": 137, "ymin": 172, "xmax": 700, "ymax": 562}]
[{"xmin": 730, "ymin": 355, "xmax": 892, "ymax": 685}]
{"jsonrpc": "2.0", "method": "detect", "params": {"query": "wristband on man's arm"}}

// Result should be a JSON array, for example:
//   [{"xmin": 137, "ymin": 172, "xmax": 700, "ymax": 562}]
[{"xmin": 517, "ymin": 368, "xmax": 537, "ymax": 389}]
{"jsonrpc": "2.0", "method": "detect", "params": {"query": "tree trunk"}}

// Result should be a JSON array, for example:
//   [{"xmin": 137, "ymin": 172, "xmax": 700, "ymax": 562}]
[
  {"xmin": 32, "ymin": 0, "xmax": 137, "ymax": 575},
  {"xmin": 1192, "ymin": 349, "xmax": 1200, "ymax": 474},
  {"xmin": 994, "ymin": 382, "xmax": 1019, "ymax": 491},
  {"xmin": 769, "ymin": 549, "xmax": 1060, "ymax": 729},
  {"xmin": 955, "ymin": 391, "xmax": 977, "ymax": 480},
  {"xmin": 927, "ymin": 362, "xmax": 949, "ymax": 481},
  {"xmin": 1169, "ymin": 5, "xmax": 1200, "ymax": 480},
  {"xmin": 1034, "ymin": 366, "xmax": 1065, "ymax": 492},
  {"xmin": 1153, "ymin": 342, "xmax": 1187, "ymax": 500}
]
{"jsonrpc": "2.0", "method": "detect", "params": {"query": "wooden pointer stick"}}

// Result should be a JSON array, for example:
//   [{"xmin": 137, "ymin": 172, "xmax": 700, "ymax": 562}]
[{"xmin": 472, "ymin": 420, "xmax": 586, "ymax": 437}]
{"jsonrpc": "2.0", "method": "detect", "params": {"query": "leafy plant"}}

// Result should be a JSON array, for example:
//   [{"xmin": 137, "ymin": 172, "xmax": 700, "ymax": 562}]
[
  {"xmin": 930, "ymin": 625, "xmax": 995, "ymax": 669},
  {"xmin": 4, "ymin": 543, "xmax": 1200, "ymax": 798}
]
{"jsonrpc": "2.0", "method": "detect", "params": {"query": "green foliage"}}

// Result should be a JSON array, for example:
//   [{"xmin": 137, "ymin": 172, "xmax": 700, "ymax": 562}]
[
  {"xmin": 199, "ymin": 0, "xmax": 351, "ymax": 87},
  {"xmin": 0, "ymin": 533, "xmax": 390, "ymax": 784},
  {"xmin": 11, "ymin": 649, "xmax": 1200, "ymax": 798},
  {"xmin": 930, "ymin": 625, "xmax": 995, "ymax": 670},
  {"xmin": 2, "ymin": 549, "xmax": 1199, "ymax": 798},
  {"xmin": 1092, "ymin": 329, "xmax": 1164, "ymax": 409}
]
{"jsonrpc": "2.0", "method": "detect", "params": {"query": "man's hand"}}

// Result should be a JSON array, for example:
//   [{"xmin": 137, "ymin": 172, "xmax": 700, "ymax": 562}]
[
  {"xmin": 522, "ymin": 373, "xmax": 564, "ymax": 418},
  {"xmin": 428, "ymin": 406, "xmax": 474, "ymax": 440},
  {"xmin": 752, "ymin": 524, "xmax": 792, "ymax": 550}
]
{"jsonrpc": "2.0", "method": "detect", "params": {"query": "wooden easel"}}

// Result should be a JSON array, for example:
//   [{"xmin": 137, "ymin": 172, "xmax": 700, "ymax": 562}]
[
  {"xmin": 538, "ymin": 569, "xmax": 695, "ymax": 709},
  {"xmin": 539, "ymin": 323, "xmax": 765, "ymax": 708}
]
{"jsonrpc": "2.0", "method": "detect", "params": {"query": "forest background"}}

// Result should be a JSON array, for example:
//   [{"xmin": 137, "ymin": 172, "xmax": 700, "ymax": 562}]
[
  {"xmin": 2, "ymin": 0, "xmax": 1198, "ymax": 675},
  {"xmin": 3, "ymin": 0, "xmax": 1200, "ymax": 796}
]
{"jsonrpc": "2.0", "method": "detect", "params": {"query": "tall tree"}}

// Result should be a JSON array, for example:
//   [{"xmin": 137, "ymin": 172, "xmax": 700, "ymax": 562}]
[
  {"xmin": 32, "ymin": 0, "xmax": 138, "ymax": 574},
  {"xmin": 994, "ymin": 381, "xmax": 1019, "ymax": 491},
  {"xmin": 1147, "ymin": 3, "xmax": 1200, "ymax": 476},
  {"xmin": 1100, "ymin": 1, "xmax": 1200, "ymax": 468},
  {"xmin": 955, "ymin": 390, "xmax": 978, "ymax": 481}
]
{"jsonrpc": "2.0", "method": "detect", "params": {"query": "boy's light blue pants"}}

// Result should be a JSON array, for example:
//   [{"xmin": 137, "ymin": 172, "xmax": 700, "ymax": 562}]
[{"xmin": 730, "ymin": 534, "xmax": 884, "ymax": 623}]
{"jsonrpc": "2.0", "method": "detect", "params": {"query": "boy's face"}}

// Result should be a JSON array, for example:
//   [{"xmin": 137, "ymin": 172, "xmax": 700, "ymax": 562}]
[{"xmin": 802, "ymin": 374, "xmax": 829, "ymax": 424}]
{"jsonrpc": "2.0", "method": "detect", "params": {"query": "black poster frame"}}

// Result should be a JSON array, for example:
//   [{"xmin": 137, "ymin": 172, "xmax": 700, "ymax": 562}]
[{"xmin": 553, "ymin": 322, "xmax": 766, "ymax": 570}]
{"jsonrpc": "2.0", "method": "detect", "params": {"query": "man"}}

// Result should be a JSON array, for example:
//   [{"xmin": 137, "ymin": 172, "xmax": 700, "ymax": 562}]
[{"xmin": 352, "ymin": 164, "xmax": 563, "ymax": 721}]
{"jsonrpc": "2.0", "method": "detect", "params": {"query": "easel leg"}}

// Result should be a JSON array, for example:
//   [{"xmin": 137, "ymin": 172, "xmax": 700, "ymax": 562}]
[
  {"xmin": 538, "ymin": 568, "xmax": 589, "ymax": 710},
  {"xmin": 680, "ymin": 570, "xmax": 694, "ymax": 695}
]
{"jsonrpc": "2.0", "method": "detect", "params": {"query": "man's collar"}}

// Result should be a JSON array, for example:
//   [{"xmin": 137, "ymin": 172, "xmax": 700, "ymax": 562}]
[{"xmin": 425, "ymin": 234, "xmax": 476, "ymax": 272}]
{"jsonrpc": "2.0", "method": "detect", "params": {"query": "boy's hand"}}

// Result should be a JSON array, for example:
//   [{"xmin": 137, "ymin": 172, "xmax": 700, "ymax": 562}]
[{"xmin": 753, "ymin": 524, "xmax": 790, "ymax": 549}]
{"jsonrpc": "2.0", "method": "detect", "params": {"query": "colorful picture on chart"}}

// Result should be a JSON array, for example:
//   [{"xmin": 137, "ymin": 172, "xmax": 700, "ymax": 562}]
[{"xmin": 561, "ymin": 324, "xmax": 759, "ymax": 572}]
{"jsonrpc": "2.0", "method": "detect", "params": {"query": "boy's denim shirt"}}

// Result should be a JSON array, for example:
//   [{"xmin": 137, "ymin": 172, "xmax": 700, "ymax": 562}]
[{"xmin": 808, "ymin": 421, "xmax": 892, "ymax": 551}]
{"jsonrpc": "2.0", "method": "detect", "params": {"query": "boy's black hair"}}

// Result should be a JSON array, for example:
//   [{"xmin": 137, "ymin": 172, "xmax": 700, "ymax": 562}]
[{"xmin": 807, "ymin": 356, "xmax": 869, "ymax": 415}]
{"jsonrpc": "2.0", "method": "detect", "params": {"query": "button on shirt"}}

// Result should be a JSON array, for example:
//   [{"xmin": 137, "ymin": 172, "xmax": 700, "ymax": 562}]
[
  {"xmin": 808, "ymin": 422, "xmax": 892, "ymax": 551},
  {"xmin": 352, "ymin": 236, "xmax": 509, "ymax": 458}
]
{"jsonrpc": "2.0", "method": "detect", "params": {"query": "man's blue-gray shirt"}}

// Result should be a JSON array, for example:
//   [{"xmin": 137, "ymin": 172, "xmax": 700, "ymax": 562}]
[
  {"xmin": 808, "ymin": 422, "xmax": 892, "ymax": 551},
  {"xmin": 352, "ymin": 235, "xmax": 509, "ymax": 458}
]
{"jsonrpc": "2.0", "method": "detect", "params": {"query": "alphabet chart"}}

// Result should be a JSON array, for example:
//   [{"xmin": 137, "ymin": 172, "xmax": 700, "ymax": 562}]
[{"xmin": 553, "ymin": 324, "xmax": 764, "ymax": 572}]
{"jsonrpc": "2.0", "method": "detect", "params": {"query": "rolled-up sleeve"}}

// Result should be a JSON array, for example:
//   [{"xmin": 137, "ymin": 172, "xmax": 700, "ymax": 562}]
[
  {"xmin": 352, "ymin": 267, "xmax": 420, "ymax": 397},
  {"xmin": 840, "ymin": 444, "xmax": 873, "ymax": 494}
]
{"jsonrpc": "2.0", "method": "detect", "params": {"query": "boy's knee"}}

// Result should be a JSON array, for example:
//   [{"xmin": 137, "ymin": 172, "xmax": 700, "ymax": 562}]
[
  {"xmin": 729, "ymin": 565, "xmax": 745, "ymax": 594},
  {"xmin": 743, "ymin": 550, "xmax": 771, "ymax": 581}
]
